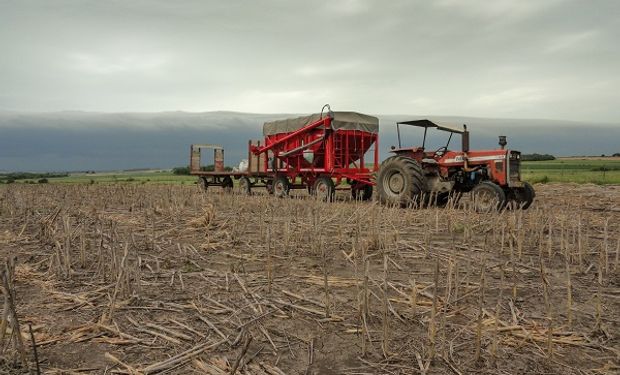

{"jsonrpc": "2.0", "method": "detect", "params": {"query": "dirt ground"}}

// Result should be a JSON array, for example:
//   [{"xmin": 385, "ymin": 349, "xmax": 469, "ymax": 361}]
[{"xmin": 0, "ymin": 183, "xmax": 618, "ymax": 374}]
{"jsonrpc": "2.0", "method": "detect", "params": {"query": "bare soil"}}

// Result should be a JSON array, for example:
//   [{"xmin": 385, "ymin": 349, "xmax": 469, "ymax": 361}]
[{"xmin": 0, "ymin": 183, "xmax": 618, "ymax": 374}]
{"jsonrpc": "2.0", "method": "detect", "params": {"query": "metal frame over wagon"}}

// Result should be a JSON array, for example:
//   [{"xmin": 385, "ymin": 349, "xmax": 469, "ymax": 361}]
[{"xmin": 190, "ymin": 105, "xmax": 380, "ymax": 200}]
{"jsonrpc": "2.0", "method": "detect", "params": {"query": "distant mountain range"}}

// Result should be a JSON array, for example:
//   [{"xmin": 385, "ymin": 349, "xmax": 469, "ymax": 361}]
[{"xmin": 1, "ymin": 111, "xmax": 618, "ymax": 172}]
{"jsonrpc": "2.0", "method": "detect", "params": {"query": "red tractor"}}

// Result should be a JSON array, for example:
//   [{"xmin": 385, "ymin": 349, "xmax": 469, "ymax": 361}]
[{"xmin": 376, "ymin": 120, "xmax": 535, "ymax": 211}]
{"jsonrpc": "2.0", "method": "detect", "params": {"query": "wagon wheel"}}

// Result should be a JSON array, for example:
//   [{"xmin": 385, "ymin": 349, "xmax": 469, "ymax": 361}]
[
  {"xmin": 470, "ymin": 181, "xmax": 506, "ymax": 212},
  {"xmin": 508, "ymin": 182, "xmax": 535, "ymax": 210},
  {"xmin": 313, "ymin": 177, "xmax": 335, "ymax": 202},
  {"xmin": 222, "ymin": 176, "xmax": 233, "ymax": 193},
  {"xmin": 199, "ymin": 177, "xmax": 208, "ymax": 192},
  {"xmin": 377, "ymin": 156, "xmax": 426, "ymax": 207},
  {"xmin": 237, "ymin": 176, "xmax": 252, "ymax": 195},
  {"xmin": 351, "ymin": 183, "xmax": 373, "ymax": 201},
  {"xmin": 272, "ymin": 176, "xmax": 289, "ymax": 198}
]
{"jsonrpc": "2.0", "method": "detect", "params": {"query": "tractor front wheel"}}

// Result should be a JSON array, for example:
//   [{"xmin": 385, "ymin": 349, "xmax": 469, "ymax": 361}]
[
  {"xmin": 470, "ymin": 181, "xmax": 506, "ymax": 212},
  {"xmin": 313, "ymin": 177, "xmax": 335, "ymax": 202},
  {"xmin": 272, "ymin": 176, "xmax": 290, "ymax": 198},
  {"xmin": 377, "ymin": 156, "xmax": 426, "ymax": 206},
  {"xmin": 509, "ymin": 182, "xmax": 535, "ymax": 209}
]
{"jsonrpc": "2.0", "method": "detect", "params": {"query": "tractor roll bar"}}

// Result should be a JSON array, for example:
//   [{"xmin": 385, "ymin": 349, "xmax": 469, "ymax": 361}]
[{"xmin": 396, "ymin": 119, "xmax": 469, "ymax": 151}]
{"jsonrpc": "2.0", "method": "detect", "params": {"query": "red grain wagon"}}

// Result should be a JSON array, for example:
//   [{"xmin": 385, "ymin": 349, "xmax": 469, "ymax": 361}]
[{"xmin": 190, "ymin": 105, "xmax": 379, "ymax": 201}]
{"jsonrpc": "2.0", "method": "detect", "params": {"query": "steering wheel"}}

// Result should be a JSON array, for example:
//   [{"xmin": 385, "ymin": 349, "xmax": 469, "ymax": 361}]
[{"xmin": 434, "ymin": 146, "xmax": 448, "ymax": 158}]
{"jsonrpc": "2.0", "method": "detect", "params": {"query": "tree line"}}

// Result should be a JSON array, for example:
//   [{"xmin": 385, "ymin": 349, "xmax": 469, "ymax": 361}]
[{"xmin": 0, "ymin": 172, "xmax": 68, "ymax": 184}]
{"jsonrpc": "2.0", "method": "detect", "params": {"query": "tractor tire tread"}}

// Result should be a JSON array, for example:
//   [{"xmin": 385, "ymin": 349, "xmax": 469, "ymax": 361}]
[
  {"xmin": 377, "ymin": 155, "xmax": 427, "ymax": 206},
  {"xmin": 471, "ymin": 181, "xmax": 507, "ymax": 212}
]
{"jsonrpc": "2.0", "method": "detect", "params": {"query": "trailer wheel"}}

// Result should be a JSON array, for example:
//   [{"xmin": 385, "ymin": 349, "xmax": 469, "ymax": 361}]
[
  {"xmin": 222, "ymin": 176, "xmax": 233, "ymax": 193},
  {"xmin": 314, "ymin": 177, "xmax": 335, "ymax": 202},
  {"xmin": 237, "ymin": 176, "xmax": 252, "ymax": 195},
  {"xmin": 272, "ymin": 176, "xmax": 290, "ymax": 198},
  {"xmin": 199, "ymin": 177, "xmax": 208, "ymax": 192},
  {"xmin": 351, "ymin": 183, "xmax": 373, "ymax": 201},
  {"xmin": 377, "ymin": 156, "xmax": 426, "ymax": 206},
  {"xmin": 509, "ymin": 182, "xmax": 535, "ymax": 209},
  {"xmin": 471, "ymin": 181, "xmax": 506, "ymax": 212}
]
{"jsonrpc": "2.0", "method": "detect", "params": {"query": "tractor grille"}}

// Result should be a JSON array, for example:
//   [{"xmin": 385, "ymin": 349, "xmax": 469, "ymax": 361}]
[{"xmin": 509, "ymin": 151, "xmax": 521, "ymax": 183}]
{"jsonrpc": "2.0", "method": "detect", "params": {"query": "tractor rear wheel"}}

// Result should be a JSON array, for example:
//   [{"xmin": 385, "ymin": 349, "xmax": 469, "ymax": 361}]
[
  {"xmin": 272, "ymin": 176, "xmax": 289, "ymax": 198},
  {"xmin": 377, "ymin": 156, "xmax": 426, "ymax": 206},
  {"xmin": 314, "ymin": 177, "xmax": 335, "ymax": 202},
  {"xmin": 510, "ymin": 182, "xmax": 535, "ymax": 209},
  {"xmin": 470, "ymin": 181, "xmax": 506, "ymax": 212},
  {"xmin": 351, "ymin": 183, "xmax": 373, "ymax": 201},
  {"xmin": 237, "ymin": 176, "xmax": 252, "ymax": 195}
]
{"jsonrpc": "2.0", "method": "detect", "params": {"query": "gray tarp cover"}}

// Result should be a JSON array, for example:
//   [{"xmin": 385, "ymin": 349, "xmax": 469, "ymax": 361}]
[{"xmin": 263, "ymin": 112, "xmax": 379, "ymax": 136}]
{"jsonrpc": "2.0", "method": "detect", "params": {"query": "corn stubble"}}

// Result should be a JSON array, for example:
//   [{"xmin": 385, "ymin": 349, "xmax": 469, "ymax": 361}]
[{"xmin": 0, "ymin": 183, "xmax": 617, "ymax": 374}]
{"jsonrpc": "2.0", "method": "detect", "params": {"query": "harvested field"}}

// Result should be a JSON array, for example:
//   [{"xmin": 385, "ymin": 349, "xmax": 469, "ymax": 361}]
[{"xmin": 0, "ymin": 183, "xmax": 618, "ymax": 374}]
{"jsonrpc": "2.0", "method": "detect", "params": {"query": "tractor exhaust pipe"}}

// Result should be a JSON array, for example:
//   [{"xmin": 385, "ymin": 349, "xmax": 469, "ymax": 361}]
[
  {"xmin": 499, "ymin": 135, "xmax": 507, "ymax": 150},
  {"xmin": 462, "ymin": 125, "xmax": 469, "ymax": 153},
  {"xmin": 462, "ymin": 124, "xmax": 477, "ymax": 172}
]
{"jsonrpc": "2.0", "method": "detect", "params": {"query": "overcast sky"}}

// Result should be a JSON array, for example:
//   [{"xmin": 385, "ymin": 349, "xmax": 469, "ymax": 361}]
[{"xmin": 1, "ymin": 0, "xmax": 618, "ymax": 122}]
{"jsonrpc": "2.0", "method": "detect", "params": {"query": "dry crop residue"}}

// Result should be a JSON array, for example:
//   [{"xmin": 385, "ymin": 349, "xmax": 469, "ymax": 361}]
[{"xmin": 0, "ymin": 183, "xmax": 618, "ymax": 374}]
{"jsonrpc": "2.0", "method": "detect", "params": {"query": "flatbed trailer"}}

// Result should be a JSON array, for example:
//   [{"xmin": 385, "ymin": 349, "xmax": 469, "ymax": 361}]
[
  {"xmin": 190, "ymin": 106, "xmax": 379, "ymax": 200},
  {"xmin": 189, "ymin": 143, "xmax": 271, "ymax": 191}
]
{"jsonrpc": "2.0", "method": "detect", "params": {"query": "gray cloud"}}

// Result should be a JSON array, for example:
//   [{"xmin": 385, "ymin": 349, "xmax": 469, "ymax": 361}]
[
  {"xmin": 0, "ymin": 111, "xmax": 618, "ymax": 172},
  {"xmin": 1, "ymin": 0, "xmax": 618, "ymax": 121}
]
